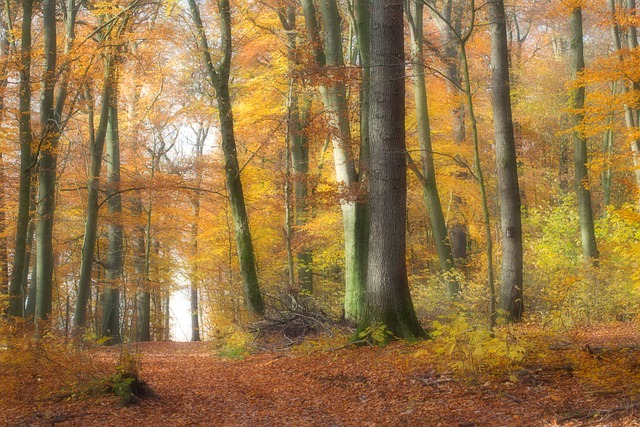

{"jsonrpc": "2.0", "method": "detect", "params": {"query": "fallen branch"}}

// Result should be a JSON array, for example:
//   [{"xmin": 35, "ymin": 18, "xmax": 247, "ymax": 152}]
[{"xmin": 557, "ymin": 401, "xmax": 640, "ymax": 424}]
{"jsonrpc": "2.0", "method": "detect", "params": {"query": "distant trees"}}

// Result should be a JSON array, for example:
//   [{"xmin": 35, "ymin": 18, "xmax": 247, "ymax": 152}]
[{"xmin": 2, "ymin": 0, "xmax": 639, "ymax": 344}]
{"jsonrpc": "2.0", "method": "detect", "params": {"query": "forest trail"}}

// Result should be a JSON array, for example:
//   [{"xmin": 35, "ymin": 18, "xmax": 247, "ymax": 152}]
[{"xmin": 5, "ymin": 326, "xmax": 640, "ymax": 427}]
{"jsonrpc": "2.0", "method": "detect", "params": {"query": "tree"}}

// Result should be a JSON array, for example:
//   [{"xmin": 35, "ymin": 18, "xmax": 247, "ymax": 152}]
[
  {"xmin": 488, "ymin": 0, "xmax": 524, "ymax": 322},
  {"xmin": 359, "ymin": 0, "xmax": 424, "ymax": 340},
  {"xmin": 299, "ymin": 0, "xmax": 369, "ymax": 322},
  {"xmin": 187, "ymin": 0, "xmax": 264, "ymax": 316},
  {"xmin": 405, "ymin": 0, "xmax": 459, "ymax": 297},
  {"xmin": 35, "ymin": 0, "xmax": 57, "ymax": 322},
  {"xmin": 569, "ymin": 4, "xmax": 598, "ymax": 262},
  {"xmin": 101, "ymin": 62, "xmax": 123, "ymax": 343},
  {"xmin": 427, "ymin": 0, "xmax": 469, "ymax": 266},
  {"xmin": 7, "ymin": 0, "xmax": 32, "ymax": 317},
  {"xmin": 276, "ymin": 2, "xmax": 314, "ymax": 292},
  {"xmin": 74, "ymin": 60, "xmax": 115, "ymax": 332}
]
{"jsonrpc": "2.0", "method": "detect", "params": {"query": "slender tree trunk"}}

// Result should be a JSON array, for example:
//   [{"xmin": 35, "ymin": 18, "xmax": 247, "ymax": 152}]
[
  {"xmin": 35, "ymin": 0, "xmax": 77, "ymax": 326},
  {"xmin": 188, "ymin": 0, "xmax": 264, "ymax": 316},
  {"xmin": 74, "ymin": 61, "xmax": 113, "ymax": 331},
  {"xmin": 23, "ymin": 197, "xmax": 37, "ymax": 318},
  {"xmin": 406, "ymin": 0, "xmax": 459, "ymax": 297},
  {"xmin": 279, "ymin": 7, "xmax": 314, "ymax": 292},
  {"xmin": 132, "ymin": 196, "xmax": 150, "ymax": 342},
  {"xmin": 570, "ymin": 6, "xmax": 599, "ymax": 262},
  {"xmin": 35, "ymin": 0, "xmax": 59, "ymax": 323},
  {"xmin": 300, "ymin": 0, "xmax": 367, "ymax": 322},
  {"xmin": 489, "ymin": 0, "xmax": 524, "ymax": 322},
  {"xmin": 102, "ymin": 75, "xmax": 123, "ymax": 344},
  {"xmin": 608, "ymin": 0, "xmax": 640, "ymax": 202},
  {"xmin": 190, "ymin": 197, "xmax": 201, "ymax": 341},
  {"xmin": 360, "ymin": 0, "xmax": 424, "ymax": 341},
  {"xmin": 292, "ymin": 97, "xmax": 313, "ymax": 292},
  {"xmin": 8, "ymin": 0, "xmax": 32, "ymax": 317},
  {"xmin": 190, "ymin": 127, "xmax": 205, "ymax": 341},
  {"xmin": 429, "ymin": 0, "xmax": 468, "ymax": 266},
  {"xmin": 460, "ymin": 40, "xmax": 496, "ymax": 330}
]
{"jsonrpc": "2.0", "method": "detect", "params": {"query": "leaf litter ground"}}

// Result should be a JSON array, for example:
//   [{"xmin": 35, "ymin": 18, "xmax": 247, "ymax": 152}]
[{"xmin": 3, "ymin": 323, "xmax": 640, "ymax": 426}]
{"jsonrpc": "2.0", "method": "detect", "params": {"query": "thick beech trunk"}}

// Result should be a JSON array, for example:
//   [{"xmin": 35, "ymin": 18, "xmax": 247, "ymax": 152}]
[
  {"xmin": 102, "ymin": 84, "xmax": 123, "ymax": 344},
  {"xmin": 361, "ymin": 0, "xmax": 424, "ymax": 340},
  {"xmin": 489, "ymin": 0, "xmax": 524, "ymax": 322}
]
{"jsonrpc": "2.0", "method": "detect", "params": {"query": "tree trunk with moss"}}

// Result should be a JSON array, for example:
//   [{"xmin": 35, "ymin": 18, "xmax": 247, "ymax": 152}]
[
  {"xmin": 406, "ymin": 0, "xmax": 459, "ymax": 297},
  {"xmin": 188, "ymin": 0, "xmax": 264, "ymax": 316},
  {"xmin": 570, "ymin": 6, "xmax": 598, "ymax": 262},
  {"xmin": 300, "ymin": 0, "xmax": 368, "ymax": 322}
]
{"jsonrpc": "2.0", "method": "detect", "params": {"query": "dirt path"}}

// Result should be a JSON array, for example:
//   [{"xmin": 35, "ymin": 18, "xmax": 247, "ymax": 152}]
[{"xmin": 5, "ymin": 330, "xmax": 640, "ymax": 426}]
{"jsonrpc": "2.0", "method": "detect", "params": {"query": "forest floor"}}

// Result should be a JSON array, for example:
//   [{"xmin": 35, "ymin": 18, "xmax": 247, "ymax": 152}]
[{"xmin": 3, "ymin": 323, "xmax": 640, "ymax": 426}]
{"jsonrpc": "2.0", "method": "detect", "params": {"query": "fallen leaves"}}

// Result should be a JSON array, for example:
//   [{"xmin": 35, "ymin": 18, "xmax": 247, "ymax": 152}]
[{"xmin": 2, "ymin": 324, "xmax": 640, "ymax": 426}]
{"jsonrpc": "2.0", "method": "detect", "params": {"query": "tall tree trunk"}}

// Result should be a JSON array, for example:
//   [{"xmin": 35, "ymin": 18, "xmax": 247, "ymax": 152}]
[
  {"xmin": 132, "ymin": 196, "xmax": 150, "ymax": 342},
  {"xmin": 608, "ymin": 0, "xmax": 640, "ymax": 202},
  {"xmin": 74, "ymin": 62, "xmax": 113, "ymax": 331},
  {"xmin": 34, "ymin": 0, "xmax": 59, "ymax": 323},
  {"xmin": 570, "ymin": 6, "xmax": 599, "ymax": 262},
  {"xmin": 0, "ymin": 9, "xmax": 10, "ymax": 298},
  {"xmin": 489, "ymin": 0, "xmax": 524, "ymax": 322},
  {"xmin": 406, "ymin": 0, "xmax": 459, "ymax": 297},
  {"xmin": 23, "ymin": 190, "xmax": 37, "ymax": 318},
  {"xmin": 460, "ymin": 34, "xmax": 496, "ymax": 330},
  {"xmin": 102, "ymin": 75, "xmax": 123, "ymax": 343},
  {"xmin": 35, "ymin": 0, "xmax": 77, "ymax": 325},
  {"xmin": 300, "ymin": 0, "xmax": 368, "ymax": 322},
  {"xmin": 429, "ymin": 0, "xmax": 468, "ymax": 266},
  {"xmin": 278, "ymin": 6, "xmax": 314, "ymax": 292},
  {"xmin": 8, "ymin": 0, "xmax": 32, "ymax": 317},
  {"xmin": 292, "ymin": 97, "xmax": 313, "ymax": 292},
  {"xmin": 190, "ymin": 126, "xmax": 205, "ymax": 341},
  {"xmin": 190, "ymin": 197, "xmax": 201, "ymax": 341},
  {"xmin": 188, "ymin": 0, "xmax": 264, "ymax": 316},
  {"xmin": 360, "ymin": 0, "xmax": 424, "ymax": 341}
]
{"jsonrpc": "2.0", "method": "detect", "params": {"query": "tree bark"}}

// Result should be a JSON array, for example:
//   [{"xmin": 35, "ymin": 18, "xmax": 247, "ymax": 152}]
[
  {"xmin": 102, "ymin": 75, "xmax": 123, "ymax": 344},
  {"xmin": 7, "ymin": 0, "xmax": 32, "ymax": 317},
  {"xmin": 74, "ymin": 62, "xmax": 113, "ymax": 331},
  {"xmin": 428, "ymin": 0, "xmax": 468, "ymax": 267},
  {"xmin": 406, "ymin": 0, "xmax": 459, "ymax": 297},
  {"xmin": 187, "ymin": 0, "xmax": 264, "ymax": 316},
  {"xmin": 570, "ymin": 6, "xmax": 599, "ymax": 262},
  {"xmin": 300, "ymin": 0, "xmax": 368, "ymax": 322},
  {"xmin": 488, "ymin": 0, "xmax": 524, "ymax": 322},
  {"xmin": 34, "ymin": 0, "xmax": 59, "ymax": 323},
  {"xmin": 361, "ymin": 0, "xmax": 424, "ymax": 341},
  {"xmin": 279, "ymin": 6, "xmax": 314, "ymax": 292}
]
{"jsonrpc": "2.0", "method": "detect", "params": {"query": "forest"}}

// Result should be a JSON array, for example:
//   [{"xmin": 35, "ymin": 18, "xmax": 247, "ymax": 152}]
[{"xmin": 3, "ymin": 0, "xmax": 640, "ymax": 425}]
